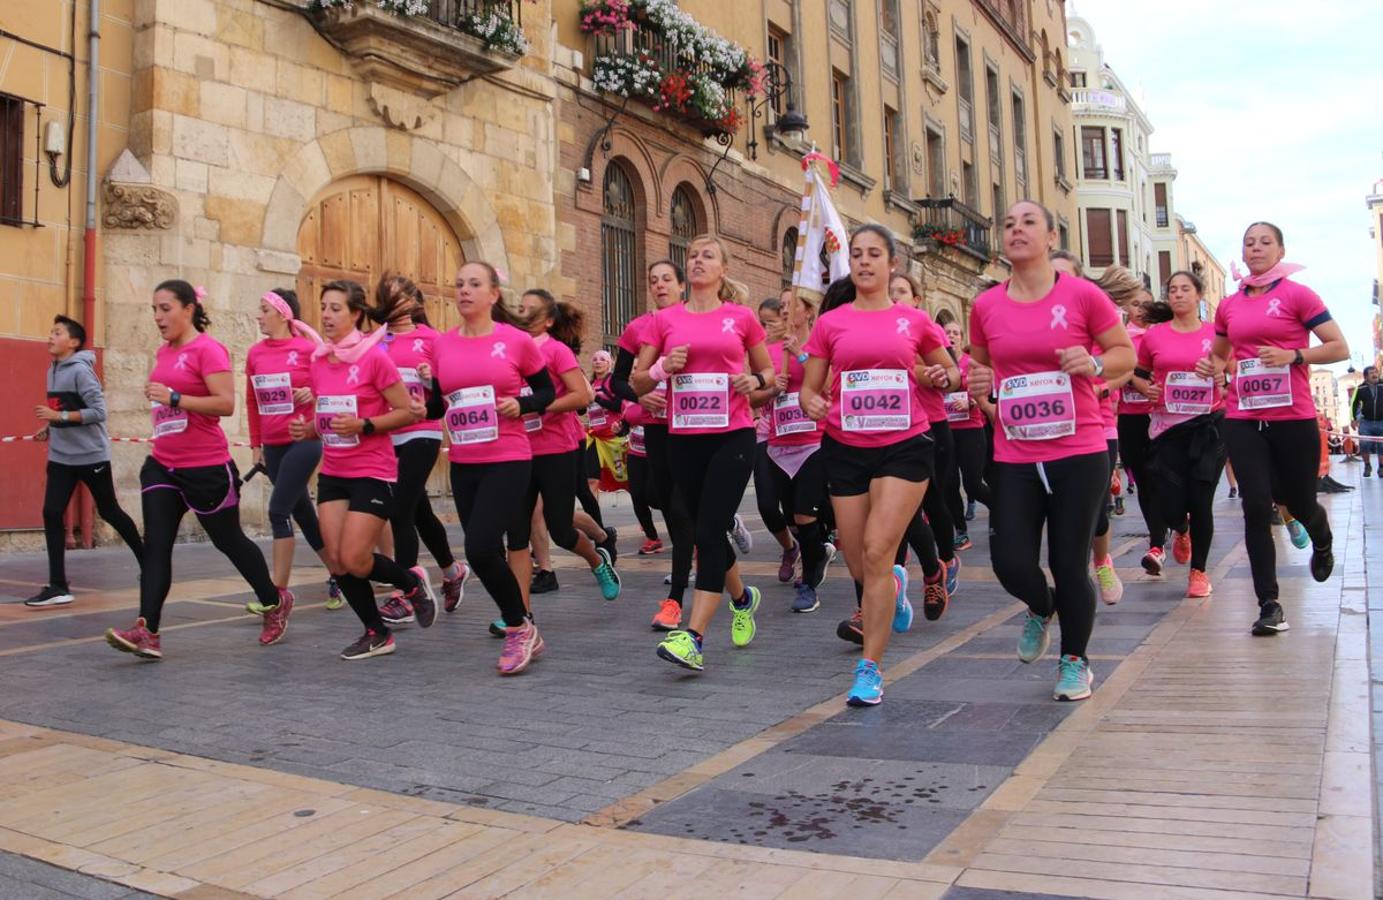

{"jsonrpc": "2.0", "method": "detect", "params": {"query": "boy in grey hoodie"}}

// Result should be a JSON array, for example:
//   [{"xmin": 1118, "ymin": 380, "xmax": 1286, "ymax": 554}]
[{"xmin": 27, "ymin": 316, "xmax": 144, "ymax": 607}]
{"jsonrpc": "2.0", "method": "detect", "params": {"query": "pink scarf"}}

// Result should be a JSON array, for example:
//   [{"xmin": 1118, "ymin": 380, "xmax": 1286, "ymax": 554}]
[
  {"xmin": 311, "ymin": 326, "xmax": 388, "ymax": 364},
  {"xmin": 1230, "ymin": 261, "xmax": 1305, "ymax": 289},
  {"xmin": 262, "ymin": 292, "xmax": 325, "ymax": 346}
]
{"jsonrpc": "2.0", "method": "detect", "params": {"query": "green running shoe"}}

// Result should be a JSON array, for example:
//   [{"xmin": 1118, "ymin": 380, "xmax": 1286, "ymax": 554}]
[
  {"xmin": 593, "ymin": 547, "xmax": 622, "ymax": 601},
  {"xmin": 1017, "ymin": 611, "xmax": 1052, "ymax": 663},
  {"xmin": 729, "ymin": 586, "xmax": 762, "ymax": 647},
  {"xmin": 656, "ymin": 630, "xmax": 704, "ymax": 671},
  {"xmin": 1286, "ymin": 519, "xmax": 1309, "ymax": 550},
  {"xmin": 1054, "ymin": 654, "xmax": 1094, "ymax": 701}
]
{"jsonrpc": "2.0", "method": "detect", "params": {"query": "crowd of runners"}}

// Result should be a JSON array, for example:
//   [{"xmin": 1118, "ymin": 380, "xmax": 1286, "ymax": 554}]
[{"xmin": 25, "ymin": 200, "xmax": 1354, "ymax": 707}]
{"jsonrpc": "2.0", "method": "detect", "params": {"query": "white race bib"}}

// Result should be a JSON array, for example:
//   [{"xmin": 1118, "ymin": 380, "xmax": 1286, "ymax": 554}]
[
  {"xmin": 772, "ymin": 391, "xmax": 816, "ymax": 437},
  {"xmin": 150, "ymin": 401, "xmax": 187, "ymax": 438},
  {"xmin": 1163, "ymin": 371, "xmax": 1215, "ymax": 416},
  {"xmin": 1236, "ymin": 358, "xmax": 1291, "ymax": 411},
  {"xmin": 587, "ymin": 402, "xmax": 609, "ymax": 429},
  {"xmin": 316, "ymin": 395, "xmax": 360, "ymax": 448},
  {"xmin": 671, "ymin": 373, "xmax": 730, "ymax": 430},
  {"xmin": 252, "ymin": 372, "xmax": 294, "ymax": 416},
  {"xmin": 997, "ymin": 371, "xmax": 1076, "ymax": 441},
  {"xmin": 446, "ymin": 386, "xmax": 498, "ymax": 445},
  {"xmin": 840, "ymin": 369, "xmax": 910, "ymax": 432},
  {"xmin": 944, "ymin": 391, "xmax": 971, "ymax": 423},
  {"xmin": 628, "ymin": 424, "xmax": 646, "ymax": 454},
  {"xmin": 398, "ymin": 367, "xmax": 426, "ymax": 403}
]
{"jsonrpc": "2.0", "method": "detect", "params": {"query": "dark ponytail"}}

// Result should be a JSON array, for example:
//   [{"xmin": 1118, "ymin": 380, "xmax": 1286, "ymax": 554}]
[
  {"xmin": 819, "ymin": 275, "xmax": 856, "ymax": 315},
  {"xmin": 155, "ymin": 279, "xmax": 211, "ymax": 332},
  {"xmin": 522, "ymin": 289, "xmax": 585, "ymax": 354}
]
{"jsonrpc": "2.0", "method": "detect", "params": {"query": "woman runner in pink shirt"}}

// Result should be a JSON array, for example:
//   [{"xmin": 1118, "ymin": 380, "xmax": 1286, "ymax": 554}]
[
  {"xmin": 1137, "ymin": 271, "xmax": 1226, "ymax": 599},
  {"xmin": 942, "ymin": 319, "xmax": 994, "ymax": 543},
  {"xmin": 289, "ymin": 281, "xmax": 433, "ymax": 660},
  {"xmin": 799, "ymin": 225, "xmax": 955, "ymax": 706},
  {"xmin": 1203, "ymin": 222, "xmax": 1349, "ymax": 635},
  {"xmin": 635, "ymin": 235, "xmax": 774, "ymax": 673},
  {"xmin": 967, "ymin": 201, "xmax": 1134, "ymax": 702},
  {"xmin": 244, "ymin": 288, "xmax": 337, "ymax": 629},
  {"xmin": 428, "ymin": 262, "xmax": 556, "ymax": 674},
  {"xmin": 105, "ymin": 280, "xmax": 284, "ymax": 661}
]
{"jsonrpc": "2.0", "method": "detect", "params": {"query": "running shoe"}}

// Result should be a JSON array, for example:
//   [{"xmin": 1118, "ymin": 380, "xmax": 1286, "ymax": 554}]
[
  {"xmin": 1112, "ymin": 496, "xmax": 1125, "ymax": 516},
  {"xmin": 1053, "ymin": 655, "xmax": 1094, "ymax": 701},
  {"xmin": 1017, "ymin": 612, "xmax": 1051, "ymax": 663},
  {"xmin": 846, "ymin": 659, "xmax": 884, "ymax": 707},
  {"xmin": 1094, "ymin": 558, "xmax": 1123, "ymax": 605},
  {"xmin": 729, "ymin": 586, "xmax": 762, "ymax": 647},
  {"xmin": 1186, "ymin": 569, "xmax": 1212, "ymax": 598},
  {"xmin": 891, "ymin": 564, "xmax": 913, "ymax": 634},
  {"xmin": 663, "ymin": 572, "xmax": 672, "ymax": 585},
  {"xmin": 598, "ymin": 526, "xmax": 619, "ymax": 565},
  {"xmin": 325, "ymin": 577, "xmax": 344, "ymax": 610},
  {"xmin": 380, "ymin": 592, "xmax": 415, "ymax": 625},
  {"xmin": 1127, "ymin": 481, "xmax": 1136, "ymax": 496},
  {"xmin": 945, "ymin": 556, "xmax": 962, "ymax": 597},
  {"xmin": 105, "ymin": 618, "xmax": 161, "ymax": 660},
  {"xmin": 1228, "ymin": 487, "xmax": 1238, "ymax": 499},
  {"xmin": 965, "ymin": 499, "xmax": 976, "ymax": 522},
  {"xmin": 953, "ymin": 533, "xmax": 972, "ymax": 552},
  {"xmin": 1251, "ymin": 601, "xmax": 1289, "ymax": 636},
  {"xmin": 792, "ymin": 581, "xmax": 820, "ymax": 613},
  {"xmin": 1270, "ymin": 508, "xmax": 1283, "ymax": 526},
  {"xmin": 442, "ymin": 562, "xmax": 470, "ymax": 613},
  {"xmin": 1310, "ymin": 543, "xmax": 1334, "ymax": 583},
  {"xmin": 25, "ymin": 585, "xmax": 74, "ymax": 608},
  {"xmin": 258, "ymin": 589, "xmax": 294, "ymax": 646},
  {"xmin": 807, "ymin": 542, "xmax": 837, "ymax": 590},
  {"xmin": 1367, "ymin": 462, "xmax": 1374, "ymax": 478},
  {"xmin": 488, "ymin": 618, "xmax": 506, "ymax": 638},
  {"xmin": 922, "ymin": 574, "xmax": 949, "ymax": 621},
  {"xmin": 498, "ymin": 622, "xmax": 541, "ymax": 675},
  {"xmin": 593, "ymin": 547, "xmax": 621, "ymax": 601},
  {"xmin": 728, "ymin": 515, "xmax": 753, "ymax": 557},
  {"xmin": 638, "ymin": 538, "xmax": 664, "ymax": 555},
  {"xmin": 837, "ymin": 607, "xmax": 864, "ymax": 645},
  {"xmin": 531, "ymin": 569, "xmax": 559, "ymax": 594},
  {"xmin": 406, "ymin": 566, "xmax": 437, "ymax": 629},
  {"xmin": 778, "ymin": 540, "xmax": 801, "ymax": 583},
  {"xmin": 341, "ymin": 628, "xmax": 394, "ymax": 660},
  {"xmin": 651, "ymin": 598, "xmax": 682, "ymax": 631},
  {"xmin": 1141, "ymin": 546, "xmax": 1165, "ymax": 576},
  {"xmin": 1172, "ymin": 530, "xmax": 1192, "ymax": 565},
  {"xmin": 1286, "ymin": 519, "xmax": 1309, "ymax": 550},
  {"xmin": 656, "ymin": 630, "xmax": 704, "ymax": 671}
]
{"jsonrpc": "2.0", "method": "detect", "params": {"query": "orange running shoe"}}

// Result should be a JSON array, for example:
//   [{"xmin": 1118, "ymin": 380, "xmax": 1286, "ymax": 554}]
[
  {"xmin": 1186, "ymin": 569, "xmax": 1212, "ymax": 598},
  {"xmin": 650, "ymin": 598, "xmax": 682, "ymax": 631}
]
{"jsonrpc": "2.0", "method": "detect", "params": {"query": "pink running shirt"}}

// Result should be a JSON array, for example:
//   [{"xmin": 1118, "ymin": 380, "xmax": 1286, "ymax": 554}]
[
  {"xmin": 245, "ymin": 336, "xmax": 316, "ymax": 448},
  {"xmin": 382, "ymin": 325, "xmax": 443, "ymax": 442},
  {"xmin": 912, "ymin": 316, "xmax": 951, "ymax": 425},
  {"xmin": 969, "ymin": 273, "xmax": 1123, "ymax": 464},
  {"xmin": 1138, "ymin": 320, "xmax": 1223, "ymax": 439},
  {"xmin": 310, "ymin": 345, "xmax": 402, "ymax": 482},
  {"xmin": 802, "ymin": 303, "xmax": 942, "ymax": 449},
  {"xmin": 766, "ymin": 341, "xmax": 822, "ymax": 448},
  {"xmin": 1214, "ymin": 278, "xmax": 1330, "ymax": 421},
  {"xmin": 1118, "ymin": 324, "xmax": 1153, "ymax": 414},
  {"xmin": 646, "ymin": 302, "xmax": 766, "ymax": 435},
  {"xmin": 150, "ymin": 333, "xmax": 232, "ymax": 469},
  {"xmin": 949, "ymin": 354, "xmax": 986, "ymax": 430},
  {"xmin": 434, "ymin": 322, "xmax": 546, "ymax": 465},
  {"xmin": 529, "ymin": 335, "xmax": 583, "ymax": 457}
]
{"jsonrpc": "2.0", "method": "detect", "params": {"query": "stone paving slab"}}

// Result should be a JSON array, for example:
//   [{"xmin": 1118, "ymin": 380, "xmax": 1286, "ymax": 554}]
[{"xmin": 0, "ymin": 850, "xmax": 157, "ymax": 899}]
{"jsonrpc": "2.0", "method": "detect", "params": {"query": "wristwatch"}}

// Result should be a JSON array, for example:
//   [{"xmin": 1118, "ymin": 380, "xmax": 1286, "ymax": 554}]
[
  {"xmin": 1293, "ymin": 349, "xmax": 1305, "ymax": 366},
  {"xmin": 362, "ymin": 418, "xmax": 376, "ymax": 435},
  {"xmin": 1090, "ymin": 355, "xmax": 1105, "ymax": 378},
  {"xmin": 753, "ymin": 372, "xmax": 767, "ymax": 389},
  {"xmin": 168, "ymin": 390, "xmax": 181, "ymax": 408}
]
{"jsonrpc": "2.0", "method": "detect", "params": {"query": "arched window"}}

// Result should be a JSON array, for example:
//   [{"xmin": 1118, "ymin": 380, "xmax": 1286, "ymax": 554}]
[
  {"xmin": 668, "ymin": 184, "xmax": 699, "ymax": 275},
  {"xmin": 781, "ymin": 227, "xmax": 799, "ymax": 287},
  {"xmin": 601, "ymin": 163, "xmax": 639, "ymax": 346}
]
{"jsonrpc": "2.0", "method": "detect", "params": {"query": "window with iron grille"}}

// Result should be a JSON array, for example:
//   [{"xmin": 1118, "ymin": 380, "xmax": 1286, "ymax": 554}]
[
  {"xmin": 601, "ymin": 163, "xmax": 640, "ymax": 346},
  {"xmin": 668, "ymin": 184, "xmax": 699, "ymax": 275},
  {"xmin": 0, "ymin": 93, "xmax": 25, "ymax": 227}
]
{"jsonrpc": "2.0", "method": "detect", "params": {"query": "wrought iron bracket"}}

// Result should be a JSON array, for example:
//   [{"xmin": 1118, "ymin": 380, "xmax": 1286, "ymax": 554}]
[
  {"xmin": 704, "ymin": 131, "xmax": 735, "ymax": 197},
  {"xmin": 582, "ymin": 95, "xmax": 631, "ymax": 174}
]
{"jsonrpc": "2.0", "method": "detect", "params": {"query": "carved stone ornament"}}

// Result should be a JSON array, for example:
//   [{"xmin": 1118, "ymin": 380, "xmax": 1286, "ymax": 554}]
[
  {"xmin": 102, "ymin": 181, "xmax": 177, "ymax": 230},
  {"xmin": 367, "ymin": 82, "xmax": 437, "ymax": 132}
]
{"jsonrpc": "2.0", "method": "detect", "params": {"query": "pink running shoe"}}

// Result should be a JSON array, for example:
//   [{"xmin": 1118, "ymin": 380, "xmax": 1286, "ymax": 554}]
[
  {"xmin": 106, "ymin": 618, "xmax": 162, "ymax": 660},
  {"xmin": 498, "ymin": 622, "xmax": 541, "ymax": 675}
]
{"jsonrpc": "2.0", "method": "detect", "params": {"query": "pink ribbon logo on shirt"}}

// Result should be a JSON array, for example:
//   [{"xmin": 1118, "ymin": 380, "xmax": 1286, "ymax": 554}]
[
  {"xmin": 346, "ymin": 365, "xmax": 360, "ymax": 385},
  {"xmin": 721, "ymin": 318, "xmax": 735, "ymax": 333},
  {"xmin": 1049, "ymin": 305, "xmax": 1069, "ymax": 330},
  {"xmin": 1201, "ymin": 339, "xmax": 1212, "ymax": 355},
  {"xmin": 412, "ymin": 339, "xmax": 424, "ymax": 354},
  {"xmin": 173, "ymin": 352, "xmax": 188, "ymax": 370},
  {"xmin": 896, "ymin": 317, "xmax": 911, "ymax": 335},
  {"xmin": 286, "ymin": 351, "xmax": 299, "ymax": 367},
  {"xmin": 491, "ymin": 342, "xmax": 506, "ymax": 359},
  {"xmin": 1266, "ymin": 298, "xmax": 1282, "ymax": 317}
]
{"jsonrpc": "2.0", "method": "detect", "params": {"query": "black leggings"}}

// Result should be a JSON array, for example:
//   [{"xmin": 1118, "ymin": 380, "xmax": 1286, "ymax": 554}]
[
  {"xmin": 752, "ymin": 441, "xmax": 793, "ymax": 536},
  {"xmin": 517, "ymin": 449, "xmax": 587, "ymax": 556},
  {"xmin": 391, "ymin": 438, "xmax": 454, "ymax": 571},
  {"xmin": 645, "ymin": 425, "xmax": 694, "ymax": 604},
  {"xmin": 1223, "ymin": 418, "xmax": 1332, "ymax": 605},
  {"xmin": 1117, "ymin": 414, "xmax": 1164, "ymax": 548},
  {"xmin": 758, "ymin": 444, "xmax": 828, "ymax": 580},
  {"xmin": 667, "ymin": 429, "xmax": 756, "ymax": 595},
  {"xmin": 138, "ymin": 458, "xmax": 277, "ymax": 633},
  {"xmin": 575, "ymin": 463, "xmax": 604, "ymax": 529},
  {"xmin": 451, "ymin": 460, "xmax": 531, "ymax": 627},
  {"xmin": 949, "ymin": 426, "xmax": 993, "ymax": 512},
  {"xmin": 262, "ymin": 441, "xmax": 324, "ymax": 548},
  {"xmin": 1095, "ymin": 439, "xmax": 1119, "ymax": 540},
  {"xmin": 1148, "ymin": 419, "xmax": 1226, "ymax": 572},
  {"xmin": 43, "ymin": 460, "xmax": 143, "ymax": 588},
  {"xmin": 626, "ymin": 453, "xmax": 660, "ymax": 541},
  {"xmin": 920, "ymin": 421, "xmax": 956, "ymax": 564},
  {"xmin": 990, "ymin": 450, "xmax": 1110, "ymax": 659},
  {"xmin": 339, "ymin": 551, "xmax": 420, "ymax": 634}
]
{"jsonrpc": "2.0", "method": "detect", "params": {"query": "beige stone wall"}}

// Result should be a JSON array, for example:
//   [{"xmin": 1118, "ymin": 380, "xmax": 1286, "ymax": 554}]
[{"xmin": 96, "ymin": 0, "xmax": 558, "ymax": 532}]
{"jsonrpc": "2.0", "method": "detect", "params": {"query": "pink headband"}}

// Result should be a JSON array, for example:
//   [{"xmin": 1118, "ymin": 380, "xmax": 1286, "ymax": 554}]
[
  {"xmin": 592, "ymin": 350, "xmax": 613, "ymax": 366},
  {"xmin": 262, "ymin": 291, "xmax": 324, "ymax": 346}
]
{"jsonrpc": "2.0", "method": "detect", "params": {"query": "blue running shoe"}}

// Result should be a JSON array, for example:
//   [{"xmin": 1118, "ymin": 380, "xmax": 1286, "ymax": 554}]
[
  {"xmin": 593, "ymin": 547, "xmax": 622, "ymax": 601},
  {"xmin": 945, "ymin": 556, "xmax": 961, "ymax": 597},
  {"xmin": 1017, "ymin": 611, "xmax": 1051, "ymax": 663},
  {"xmin": 488, "ymin": 618, "xmax": 506, "ymax": 638},
  {"xmin": 791, "ymin": 581, "xmax": 820, "ymax": 613},
  {"xmin": 847, "ymin": 659, "xmax": 883, "ymax": 706},
  {"xmin": 1054, "ymin": 654, "xmax": 1094, "ymax": 701},
  {"xmin": 1286, "ymin": 519, "xmax": 1309, "ymax": 550},
  {"xmin": 891, "ymin": 564, "xmax": 913, "ymax": 633}
]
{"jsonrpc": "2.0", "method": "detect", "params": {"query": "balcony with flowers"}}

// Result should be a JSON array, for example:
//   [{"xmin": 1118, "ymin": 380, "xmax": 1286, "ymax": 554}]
[
  {"xmin": 306, "ymin": 0, "xmax": 531, "ymax": 96},
  {"xmin": 912, "ymin": 198, "xmax": 993, "ymax": 263},
  {"xmin": 579, "ymin": 0, "xmax": 764, "ymax": 137}
]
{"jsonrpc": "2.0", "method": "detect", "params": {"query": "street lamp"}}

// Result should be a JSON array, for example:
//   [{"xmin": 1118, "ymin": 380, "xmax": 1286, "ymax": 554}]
[{"xmin": 746, "ymin": 62, "xmax": 808, "ymax": 160}]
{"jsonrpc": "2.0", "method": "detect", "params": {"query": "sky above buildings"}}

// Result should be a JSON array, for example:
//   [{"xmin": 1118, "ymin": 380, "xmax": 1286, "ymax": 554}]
[{"xmin": 1070, "ymin": 0, "xmax": 1383, "ymax": 371}]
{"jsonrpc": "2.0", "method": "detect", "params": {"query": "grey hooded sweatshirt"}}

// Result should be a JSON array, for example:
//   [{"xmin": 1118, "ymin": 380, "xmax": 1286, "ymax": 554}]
[{"xmin": 45, "ymin": 350, "xmax": 112, "ymax": 466}]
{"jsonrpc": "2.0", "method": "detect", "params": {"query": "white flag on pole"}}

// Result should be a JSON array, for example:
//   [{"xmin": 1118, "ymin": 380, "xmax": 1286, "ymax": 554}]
[{"xmin": 791, "ymin": 155, "xmax": 851, "ymax": 295}]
